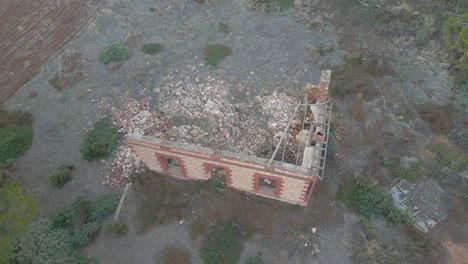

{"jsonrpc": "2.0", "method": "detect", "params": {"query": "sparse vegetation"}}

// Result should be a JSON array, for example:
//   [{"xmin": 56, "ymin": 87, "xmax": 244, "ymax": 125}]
[
  {"xmin": 103, "ymin": 220, "xmax": 128, "ymax": 235},
  {"xmin": 149, "ymin": 7, "xmax": 156, "ymax": 12},
  {"xmin": 157, "ymin": 246, "xmax": 191, "ymax": 264},
  {"xmin": 432, "ymin": 143, "xmax": 468, "ymax": 171},
  {"xmin": 327, "ymin": 123, "xmax": 340, "ymax": 158},
  {"xmin": 190, "ymin": 219, "xmax": 208, "ymax": 240},
  {"xmin": 418, "ymin": 104, "xmax": 454, "ymax": 133},
  {"xmin": 203, "ymin": 44, "xmax": 232, "ymax": 67},
  {"xmin": 48, "ymin": 164, "xmax": 74, "ymax": 188},
  {"xmin": 201, "ymin": 221, "xmax": 248, "ymax": 264},
  {"xmin": 82, "ymin": 119, "xmax": 119, "ymax": 161},
  {"xmin": 99, "ymin": 43, "xmax": 131, "ymax": 64},
  {"xmin": 246, "ymin": 254, "xmax": 264, "ymax": 264},
  {"xmin": 133, "ymin": 171, "xmax": 191, "ymax": 233},
  {"xmin": 195, "ymin": 178, "xmax": 226, "ymax": 196},
  {"xmin": 0, "ymin": 110, "xmax": 33, "ymax": 169},
  {"xmin": 141, "ymin": 43, "xmax": 162, "ymax": 55},
  {"xmin": 330, "ymin": 55, "xmax": 389, "ymax": 100},
  {"xmin": 381, "ymin": 157, "xmax": 423, "ymax": 183},
  {"xmin": 338, "ymin": 178, "xmax": 404, "ymax": 224}
]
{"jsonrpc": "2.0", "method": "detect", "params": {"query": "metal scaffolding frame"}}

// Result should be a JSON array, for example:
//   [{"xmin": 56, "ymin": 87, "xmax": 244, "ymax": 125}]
[{"xmin": 267, "ymin": 101, "xmax": 332, "ymax": 181}]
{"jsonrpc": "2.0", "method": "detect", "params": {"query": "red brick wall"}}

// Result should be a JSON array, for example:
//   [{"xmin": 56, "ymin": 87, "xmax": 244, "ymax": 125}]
[{"xmin": 128, "ymin": 136, "xmax": 318, "ymax": 206}]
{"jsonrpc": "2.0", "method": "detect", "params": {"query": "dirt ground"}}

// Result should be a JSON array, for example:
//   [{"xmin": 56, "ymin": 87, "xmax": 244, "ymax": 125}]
[
  {"xmin": 0, "ymin": 0, "xmax": 105, "ymax": 102},
  {"xmin": 4, "ymin": 0, "xmax": 468, "ymax": 263}
]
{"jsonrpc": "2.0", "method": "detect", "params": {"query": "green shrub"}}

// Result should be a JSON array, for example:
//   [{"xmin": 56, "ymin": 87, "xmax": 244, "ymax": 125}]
[
  {"xmin": 454, "ymin": 71, "xmax": 468, "ymax": 112},
  {"xmin": 0, "ymin": 180, "xmax": 37, "ymax": 262},
  {"xmin": 432, "ymin": 143, "xmax": 468, "ymax": 171},
  {"xmin": 201, "ymin": 221, "xmax": 248, "ymax": 264},
  {"xmin": 327, "ymin": 124, "xmax": 339, "ymax": 158},
  {"xmin": 0, "ymin": 110, "xmax": 33, "ymax": 169},
  {"xmin": 141, "ymin": 43, "xmax": 162, "ymax": 55},
  {"xmin": 195, "ymin": 178, "xmax": 225, "ymax": 196},
  {"xmin": 82, "ymin": 119, "xmax": 119, "ymax": 161},
  {"xmin": 87, "ymin": 194, "xmax": 119, "ymax": 223},
  {"xmin": 450, "ymin": 128, "xmax": 468, "ymax": 151},
  {"xmin": 103, "ymin": 220, "xmax": 128, "ymax": 235},
  {"xmin": 443, "ymin": 13, "xmax": 468, "ymax": 54},
  {"xmin": 203, "ymin": 44, "xmax": 232, "ymax": 67},
  {"xmin": 69, "ymin": 222, "xmax": 102, "ymax": 247},
  {"xmin": 52, "ymin": 210, "xmax": 73, "ymax": 229},
  {"xmin": 149, "ymin": 7, "xmax": 156, "ymax": 12},
  {"xmin": 10, "ymin": 220, "xmax": 90, "ymax": 264},
  {"xmin": 462, "ymin": 193, "xmax": 468, "ymax": 202},
  {"xmin": 338, "ymin": 178, "xmax": 404, "ymax": 224},
  {"xmin": 71, "ymin": 196, "xmax": 93, "ymax": 218},
  {"xmin": 99, "ymin": 43, "xmax": 131, "ymax": 64},
  {"xmin": 49, "ymin": 165, "xmax": 74, "ymax": 188}
]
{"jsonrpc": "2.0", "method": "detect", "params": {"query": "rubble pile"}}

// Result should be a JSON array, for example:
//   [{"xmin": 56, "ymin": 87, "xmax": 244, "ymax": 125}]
[
  {"xmin": 100, "ymin": 145, "xmax": 144, "ymax": 187},
  {"xmin": 100, "ymin": 93, "xmax": 171, "ymax": 187},
  {"xmin": 100, "ymin": 66, "xmax": 307, "ymax": 185},
  {"xmin": 158, "ymin": 70, "xmax": 274, "ymax": 156},
  {"xmin": 256, "ymin": 91, "xmax": 299, "ymax": 130},
  {"xmin": 111, "ymin": 93, "xmax": 171, "ymax": 137}
]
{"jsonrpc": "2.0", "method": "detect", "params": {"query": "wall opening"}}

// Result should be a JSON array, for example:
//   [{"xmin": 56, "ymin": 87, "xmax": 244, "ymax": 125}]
[
  {"xmin": 165, "ymin": 157, "xmax": 181, "ymax": 172},
  {"xmin": 209, "ymin": 167, "xmax": 227, "ymax": 185},
  {"xmin": 258, "ymin": 177, "xmax": 278, "ymax": 196}
]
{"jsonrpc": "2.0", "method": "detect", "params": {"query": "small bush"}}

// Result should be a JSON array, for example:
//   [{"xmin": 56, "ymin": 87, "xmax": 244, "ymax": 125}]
[
  {"xmin": 218, "ymin": 21, "xmax": 230, "ymax": 33},
  {"xmin": 103, "ymin": 220, "xmax": 128, "ymax": 235},
  {"xmin": 87, "ymin": 194, "xmax": 119, "ymax": 223},
  {"xmin": 0, "ymin": 110, "xmax": 33, "ymax": 168},
  {"xmin": 462, "ymin": 193, "xmax": 468, "ymax": 202},
  {"xmin": 449, "ymin": 128, "xmax": 468, "ymax": 151},
  {"xmin": 52, "ymin": 210, "xmax": 73, "ymax": 229},
  {"xmin": 443, "ymin": 13, "xmax": 468, "ymax": 54},
  {"xmin": 149, "ymin": 7, "xmax": 156, "ymax": 12},
  {"xmin": 204, "ymin": 44, "xmax": 232, "ymax": 67},
  {"xmin": 70, "ymin": 222, "xmax": 101, "ymax": 247},
  {"xmin": 82, "ymin": 119, "xmax": 119, "ymax": 161},
  {"xmin": 99, "ymin": 43, "xmax": 131, "ymax": 64},
  {"xmin": 338, "ymin": 178, "xmax": 404, "ymax": 224},
  {"xmin": 195, "ymin": 178, "xmax": 226, "ymax": 196},
  {"xmin": 71, "ymin": 196, "xmax": 93, "ymax": 218},
  {"xmin": 141, "ymin": 43, "xmax": 162, "ymax": 55},
  {"xmin": 201, "ymin": 221, "xmax": 248, "ymax": 264},
  {"xmin": 157, "ymin": 246, "xmax": 191, "ymax": 264},
  {"xmin": 49, "ymin": 165, "xmax": 74, "ymax": 188}
]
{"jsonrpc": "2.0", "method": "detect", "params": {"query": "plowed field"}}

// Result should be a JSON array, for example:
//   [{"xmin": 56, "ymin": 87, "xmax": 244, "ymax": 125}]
[{"xmin": 0, "ymin": 0, "xmax": 103, "ymax": 103}]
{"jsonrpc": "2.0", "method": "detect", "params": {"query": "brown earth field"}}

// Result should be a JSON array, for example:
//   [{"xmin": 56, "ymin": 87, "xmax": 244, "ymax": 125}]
[{"xmin": 0, "ymin": 0, "xmax": 104, "ymax": 103}]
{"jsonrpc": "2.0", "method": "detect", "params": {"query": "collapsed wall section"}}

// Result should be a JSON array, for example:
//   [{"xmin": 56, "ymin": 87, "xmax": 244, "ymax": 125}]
[{"xmin": 128, "ymin": 136, "xmax": 318, "ymax": 206}]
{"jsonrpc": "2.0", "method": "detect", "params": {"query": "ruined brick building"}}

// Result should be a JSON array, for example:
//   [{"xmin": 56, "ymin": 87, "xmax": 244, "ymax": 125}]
[{"xmin": 128, "ymin": 71, "xmax": 332, "ymax": 206}]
